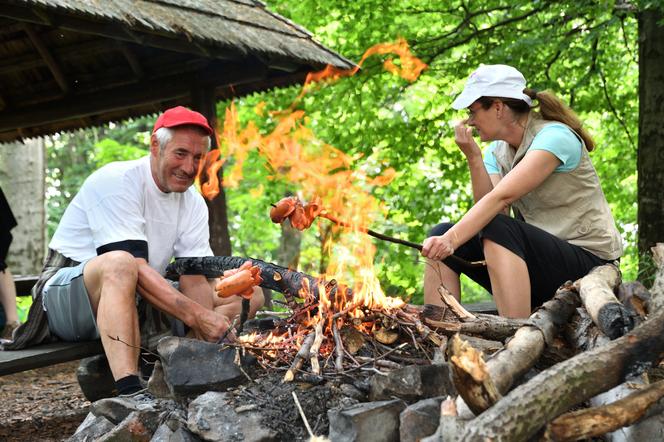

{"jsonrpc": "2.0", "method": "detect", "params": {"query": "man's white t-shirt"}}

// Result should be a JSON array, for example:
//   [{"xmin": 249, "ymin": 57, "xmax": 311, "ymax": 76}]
[{"xmin": 48, "ymin": 156, "xmax": 213, "ymax": 275}]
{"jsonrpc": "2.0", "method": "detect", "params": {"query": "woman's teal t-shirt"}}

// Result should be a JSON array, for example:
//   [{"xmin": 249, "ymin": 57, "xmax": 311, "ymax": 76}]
[{"xmin": 483, "ymin": 123, "xmax": 582, "ymax": 174}]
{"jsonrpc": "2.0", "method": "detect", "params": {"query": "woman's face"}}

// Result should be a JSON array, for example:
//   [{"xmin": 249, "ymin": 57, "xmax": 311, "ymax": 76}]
[{"xmin": 466, "ymin": 100, "xmax": 501, "ymax": 142}]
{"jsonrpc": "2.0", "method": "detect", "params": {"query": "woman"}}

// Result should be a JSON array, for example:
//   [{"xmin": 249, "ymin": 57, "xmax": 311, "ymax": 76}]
[{"xmin": 421, "ymin": 64, "xmax": 622, "ymax": 318}]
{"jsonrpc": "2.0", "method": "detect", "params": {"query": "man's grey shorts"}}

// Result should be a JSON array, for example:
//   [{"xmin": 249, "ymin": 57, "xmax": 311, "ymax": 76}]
[{"xmin": 42, "ymin": 260, "xmax": 100, "ymax": 341}]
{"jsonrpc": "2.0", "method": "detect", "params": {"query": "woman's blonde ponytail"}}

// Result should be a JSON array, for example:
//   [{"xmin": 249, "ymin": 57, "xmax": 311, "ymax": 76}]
[{"xmin": 526, "ymin": 89, "xmax": 595, "ymax": 151}]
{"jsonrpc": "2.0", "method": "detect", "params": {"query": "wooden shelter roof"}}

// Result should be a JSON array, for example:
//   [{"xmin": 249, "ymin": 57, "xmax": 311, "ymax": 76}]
[{"xmin": 0, "ymin": 0, "xmax": 354, "ymax": 142}]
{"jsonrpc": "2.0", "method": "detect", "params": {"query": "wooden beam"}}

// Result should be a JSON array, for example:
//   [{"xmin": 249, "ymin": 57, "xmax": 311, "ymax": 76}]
[
  {"xmin": 0, "ymin": 38, "xmax": 114, "ymax": 76},
  {"xmin": 0, "ymin": 3, "xmax": 246, "ymax": 61},
  {"xmin": 12, "ymin": 57, "xmax": 211, "ymax": 108},
  {"xmin": 22, "ymin": 24, "xmax": 69, "ymax": 93},
  {"xmin": 117, "ymin": 42, "xmax": 144, "ymax": 78},
  {"xmin": 0, "ymin": 61, "xmax": 268, "ymax": 132}
]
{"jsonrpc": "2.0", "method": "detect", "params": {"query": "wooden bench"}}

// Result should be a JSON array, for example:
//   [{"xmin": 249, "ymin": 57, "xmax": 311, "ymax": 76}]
[{"xmin": 1, "ymin": 275, "xmax": 104, "ymax": 376}]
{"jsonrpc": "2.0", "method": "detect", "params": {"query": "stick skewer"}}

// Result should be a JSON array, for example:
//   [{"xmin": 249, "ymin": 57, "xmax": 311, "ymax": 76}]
[{"xmin": 319, "ymin": 213, "xmax": 486, "ymax": 268}]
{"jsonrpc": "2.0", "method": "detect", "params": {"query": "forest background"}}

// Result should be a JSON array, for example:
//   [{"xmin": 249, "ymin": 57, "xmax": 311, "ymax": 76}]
[{"xmin": 44, "ymin": 0, "xmax": 647, "ymax": 305}]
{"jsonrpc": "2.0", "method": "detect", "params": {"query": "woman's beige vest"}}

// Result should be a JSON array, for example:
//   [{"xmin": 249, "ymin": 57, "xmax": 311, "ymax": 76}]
[{"xmin": 491, "ymin": 115, "xmax": 623, "ymax": 260}]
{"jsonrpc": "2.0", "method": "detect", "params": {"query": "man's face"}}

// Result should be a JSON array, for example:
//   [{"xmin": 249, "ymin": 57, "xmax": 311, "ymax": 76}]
[{"xmin": 150, "ymin": 127, "xmax": 208, "ymax": 193}]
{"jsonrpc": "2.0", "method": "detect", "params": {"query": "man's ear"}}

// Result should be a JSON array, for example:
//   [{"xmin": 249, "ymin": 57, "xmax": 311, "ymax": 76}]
[{"xmin": 150, "ymin": 134, "xmax": 159, "ymax": 156}]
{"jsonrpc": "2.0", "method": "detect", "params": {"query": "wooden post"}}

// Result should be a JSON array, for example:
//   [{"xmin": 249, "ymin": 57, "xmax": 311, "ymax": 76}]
[{"xmin": 190, "ymin": 84, "xmax": 231, "ymax": 256}]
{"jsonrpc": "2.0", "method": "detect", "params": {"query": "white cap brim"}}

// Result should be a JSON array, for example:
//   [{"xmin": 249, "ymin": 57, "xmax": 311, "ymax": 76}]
[{"xmin": 451, "ymin": 89, "xmax": 482, "ymax": 110}]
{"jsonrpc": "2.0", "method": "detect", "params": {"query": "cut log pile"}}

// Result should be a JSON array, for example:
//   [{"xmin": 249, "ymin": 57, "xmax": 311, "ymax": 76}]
[
  {"xmin": 425, "ymin": 243, "xmax": 664, "ymax": 441},
  {"xmin": 162, "ymin": 244, "xmax": 664, "ymax": 441}
]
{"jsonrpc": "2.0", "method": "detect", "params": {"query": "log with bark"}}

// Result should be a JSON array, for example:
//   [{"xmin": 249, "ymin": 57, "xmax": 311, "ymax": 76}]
[
  {"xmin": 447, "ymin": 284, "xmax": 580, "ymax": 415},
  {"xmin": 543, "ymin": 380, "xmax": 664, "ymax": 441},
  {"xmin": 428, "ymin": 296, "xmax": 664, "ymax": 440},
  {"xmin": 164, "ymin": 256, "xmax": 352, "ymax": 304},
  {"xmin": 575, "ymin": 264, "xmax": 635, "ymax": 339}
]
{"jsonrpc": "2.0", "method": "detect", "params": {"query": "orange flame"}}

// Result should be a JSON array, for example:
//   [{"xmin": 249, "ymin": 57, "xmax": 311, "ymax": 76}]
[{"xmin": 200, "ymin": 39, "xmax": 427, "ymax": 310}]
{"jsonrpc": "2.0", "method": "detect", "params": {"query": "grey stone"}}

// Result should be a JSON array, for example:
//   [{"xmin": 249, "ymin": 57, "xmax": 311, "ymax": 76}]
[
  {"xmin": 91, "ymin": 393, "xmax": 162, "ymax": 425},
  {"xmin": 77, "ymin": 355, "xmax": 116, "ymax": 402},
  {"xmin": 67, "ymin": 412, "xmax": 115, "ymax": 442},
  {"xmin": 328, "ymin": 399, "xmax": 406, "ymax": 442},
  {"xmin": 399, "ymin": 397, "xmax": 445, "ymax": 442},
  {"xmin": 158, "ymin": 337, "xmax": 252, "ymax": 397},
  {"xmin": 369, "ymin": 363, "xmax": 456, "ymax": 402},
  {"xmin": 171, "ymin": 427, "xmax": 203, "ymax": 442},
  {"xmin": 97, "ymin": 410, "xmax": 161, "ymax": 442},
  {"xmin": 148, "ymin": 360, "xmax": 173, "ymax": 399},
  {"xmin": 340, "ymin": 383, "xmax": 367, "ymax": 401},
  {"xmin": 150, "ymin": 423, "xmax": 175, "ymax": 441},
  {"xmin": 187, "ymin": 391, "xmax": 278, "ymax": 442}
]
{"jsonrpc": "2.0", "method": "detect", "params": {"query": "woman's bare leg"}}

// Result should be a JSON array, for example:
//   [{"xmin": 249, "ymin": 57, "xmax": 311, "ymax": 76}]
[
  {"xmin": 483, "ymin": 239, "xmax": 531, "ymax": 318},
  {"xmin": 423, "ymin": 258, "xmax": 461, "ymax": 305},
  {"xmin": 0, "ymin": 268, "xmax": 18, "ymax": 323}
]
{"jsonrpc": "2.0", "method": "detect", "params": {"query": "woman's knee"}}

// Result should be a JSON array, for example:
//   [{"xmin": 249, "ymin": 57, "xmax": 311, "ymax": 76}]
[
  {"xmin": 480, "ymin": 214, "xmax": 512, "ymax": 238},
  {"xmin": 428, "ymin": 222, "xmax": 455, "ymax": 237}
]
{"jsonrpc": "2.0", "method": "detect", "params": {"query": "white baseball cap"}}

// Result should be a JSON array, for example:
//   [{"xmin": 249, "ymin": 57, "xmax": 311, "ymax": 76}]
[{"xmin": 451, "ymin": 64, "xmax": 533, "ymax": 110}]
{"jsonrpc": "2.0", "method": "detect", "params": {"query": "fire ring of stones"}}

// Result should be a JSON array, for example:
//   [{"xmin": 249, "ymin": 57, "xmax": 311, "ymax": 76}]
[{"xmin": 70, "ymin": 248, "xmax": 664, "ymax": 441}]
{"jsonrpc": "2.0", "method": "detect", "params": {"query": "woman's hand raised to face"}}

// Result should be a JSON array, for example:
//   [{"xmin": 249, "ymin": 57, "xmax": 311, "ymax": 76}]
[
  {"xmin": 454, "ymin": 120, "xmax": 481, "ymax": 159},
  {"xmin": 421, "ymin": 234, "xmax": 455, "ymax": 261}
]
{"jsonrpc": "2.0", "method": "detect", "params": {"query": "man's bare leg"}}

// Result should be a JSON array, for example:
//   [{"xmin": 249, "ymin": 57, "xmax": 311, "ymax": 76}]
[
  {"xmin": 0, "ymin": 268, "xmax": 19, "ymax": 323},
  {"xmin": 483, "ymin": 239, "xmax": 531, "ymax": 318},
  {"xmin": 424, "ymin": 258, "xmax": 461, "ymax": 305},
  {"xmin": 83, "ymin": 252, "xmax": 141, "ymax": 380}
]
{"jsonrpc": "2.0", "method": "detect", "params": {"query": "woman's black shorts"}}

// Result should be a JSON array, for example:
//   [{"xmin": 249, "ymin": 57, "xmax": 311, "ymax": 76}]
[{"xmin": 428, "ymin": 214, "xmax": 614, "ymax": 308}]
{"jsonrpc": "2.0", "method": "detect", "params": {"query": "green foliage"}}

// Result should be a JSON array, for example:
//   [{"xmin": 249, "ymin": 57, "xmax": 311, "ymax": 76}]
[
  {"xmin": 43, "ymin": 1, "xmax": 643, "ymax": 305},
  {"xmin": 16, "ymin": 296, "xmax": 32, "ymax": 323}
]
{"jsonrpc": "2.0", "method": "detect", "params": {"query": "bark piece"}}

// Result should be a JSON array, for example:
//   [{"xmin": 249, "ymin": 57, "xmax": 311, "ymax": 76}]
[
  {"xmin": 425, "ymin": 314, "xmax": 526, "ymax": 341},
  {"xmin": 575, "ymin": 264, "xmax": 634, "ymax": 339},
  {"xmin": 437, "ymin": 286, "xmax": 476, "ymax": 320},
  {"xmin": 617, "ymin": 281, "xmax": 650, "ymax": 319},
  {"xmin": 543, "ymin": 380, "xmax": 664, "ymax": 441}
]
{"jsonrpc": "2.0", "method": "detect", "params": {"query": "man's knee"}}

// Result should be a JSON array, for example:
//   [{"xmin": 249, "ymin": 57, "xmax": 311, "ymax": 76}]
[
  {"xmin": 99, "ymin": 251, "xmax": 139, "ymax": 280},
  {"xmin": 428, "ymin": 222, "xmax": 455, "ymax": 237}
]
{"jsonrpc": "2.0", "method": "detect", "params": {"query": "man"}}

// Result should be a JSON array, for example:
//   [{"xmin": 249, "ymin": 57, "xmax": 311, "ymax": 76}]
[{"xmin": 7, "ymin": 106, "xmax": 263, "ymax": 396}]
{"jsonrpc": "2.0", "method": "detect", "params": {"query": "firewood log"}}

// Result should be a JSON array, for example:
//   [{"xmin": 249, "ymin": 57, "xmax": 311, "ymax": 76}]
[
  {"xmin": 543, "ymin": 380, "xmax": 664, "ymax": 441},
  {"xmin": 447, "ymin": 286, "xmax": 580, "ymax": 415},
  {"xmin": 164, "ymin": 255, "xmax": 352, "ymax": 302},
  {"xmin": 574, "ymin": 264, "xmax": 634, "ymax": 339},
  {"xmin": 435, "ymin": 298, "xmax": 664, "ymax": 441},
  {"xmin": 424, "ymin": 314, "xmax": 527, "ymax": 341}
]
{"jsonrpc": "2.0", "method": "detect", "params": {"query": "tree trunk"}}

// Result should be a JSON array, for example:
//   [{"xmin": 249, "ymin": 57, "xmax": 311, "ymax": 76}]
[
  {"xmin": 638, "ymin": 9, "xmax": 664, "ymax": 280},
  {"xmin": 191, "ymin": 85, "xmax": 232, "ymax": 256},
  {"xmin": 0, "ymin": 139, "xmax": 45, "ymax": 274}
]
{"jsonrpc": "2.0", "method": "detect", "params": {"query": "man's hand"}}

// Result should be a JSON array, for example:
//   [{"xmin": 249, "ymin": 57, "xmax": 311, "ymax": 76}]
[
  {"xmin": 192, "ymin": 309, "xmax": 235, "ymax": 343},
  {"xmin": 421, "ymin": 234, "xmax": 455, "ymax": 261},
  {"xmin": 454, "ymin": 120, "xmax": 481, "ymax": 159}
]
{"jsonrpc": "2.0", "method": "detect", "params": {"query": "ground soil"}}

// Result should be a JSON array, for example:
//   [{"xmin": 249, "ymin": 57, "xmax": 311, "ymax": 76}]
[{"xmin": 0, "ymin": 361, "xmax": 90, "ymax": 442}]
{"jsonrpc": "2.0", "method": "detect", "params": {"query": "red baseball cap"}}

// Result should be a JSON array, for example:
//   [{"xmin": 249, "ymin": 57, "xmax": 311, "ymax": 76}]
[{"xmin": 152, "ymin": 106, "xmax": 213, "ymax": 135}]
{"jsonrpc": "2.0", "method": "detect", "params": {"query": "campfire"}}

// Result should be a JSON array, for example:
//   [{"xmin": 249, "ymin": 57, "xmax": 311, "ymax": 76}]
[{"xmin": 70, "ymin": 41, "xmax": 664, "ymax": 440}]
